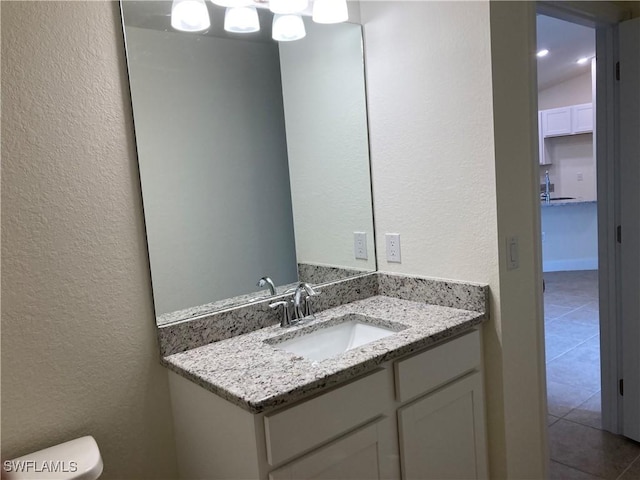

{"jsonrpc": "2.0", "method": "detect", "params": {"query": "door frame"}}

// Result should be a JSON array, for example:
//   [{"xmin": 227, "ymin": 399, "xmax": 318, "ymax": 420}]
[{"xmin": 536, "ymin": 1, "xmax": 629, "ymax": 435}]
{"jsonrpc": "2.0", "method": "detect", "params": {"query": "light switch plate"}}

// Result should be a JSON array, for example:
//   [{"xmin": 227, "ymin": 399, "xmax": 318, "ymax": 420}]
[
  {"xmin": 386, "ymin": 233, "xmax": 401, "ymax": 263},
  {"xmin": 354, "ymin": 232, "xmax": 368, "ymax": 260}
]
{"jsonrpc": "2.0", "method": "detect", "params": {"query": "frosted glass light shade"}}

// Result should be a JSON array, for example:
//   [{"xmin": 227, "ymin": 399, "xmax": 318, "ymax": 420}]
[
  {"xmin": 211, "ymin": 0, "xmax": 251, "ymax": 7},
  {"xmin": 269, "ymin": 0, "xmax": 308, "ymax": 14},
  {"xmin": 272, "ymin": 14, "xmax": 306, "ymax": 41},
  {"xmin": 312, "ymin": 0, "xmax": 348, "ymax": 24},
  {"xmin": 171, "ymin": 0, "xmax": 211, "ymax": 31},
  {"xmin": 224, "ymin": 6, "xmax": 260, "ymax": 32}
]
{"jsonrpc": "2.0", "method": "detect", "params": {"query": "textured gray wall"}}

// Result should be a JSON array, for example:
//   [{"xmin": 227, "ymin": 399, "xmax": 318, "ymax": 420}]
[{"xmin": 2, "ymin": 3, "xmax": 179, "ymax": 478}]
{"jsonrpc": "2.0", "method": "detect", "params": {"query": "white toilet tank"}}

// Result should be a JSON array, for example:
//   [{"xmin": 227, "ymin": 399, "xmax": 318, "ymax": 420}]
[{"xmin": 3, "ymin": 436, "xmax": 103, "ymax": 480}]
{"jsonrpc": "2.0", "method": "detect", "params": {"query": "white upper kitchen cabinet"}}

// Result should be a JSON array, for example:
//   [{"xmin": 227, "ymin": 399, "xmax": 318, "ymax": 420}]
[
  {"xmin": 542, "ymin": 106, "xmax": 572, "ymax": 137},
  {"xmin": 572, "ymin": 103, "xmax": 594, "ymax": 134},
  {"xmin": 540, "ymin": 103, "xmax": 593, "ymax": 139}
]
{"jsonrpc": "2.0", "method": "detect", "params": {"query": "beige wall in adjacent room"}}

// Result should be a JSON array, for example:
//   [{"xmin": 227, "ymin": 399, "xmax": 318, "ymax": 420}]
[
  {"xmin": 360, "ymin": 1, "xmax": 547, "ymax": 477},
  {"xmin": 1, "ymin": 2, "xmax": 179, "ymax": 479},
  {"xmin": 538, "ymin": 71, "xmax": 592, "ymax": 110}
]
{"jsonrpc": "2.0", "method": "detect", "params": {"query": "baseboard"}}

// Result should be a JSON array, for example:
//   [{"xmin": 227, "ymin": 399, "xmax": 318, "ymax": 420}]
[{"xmin": 543, "ymin": 258, "xmax": 599, "ymax": 272}]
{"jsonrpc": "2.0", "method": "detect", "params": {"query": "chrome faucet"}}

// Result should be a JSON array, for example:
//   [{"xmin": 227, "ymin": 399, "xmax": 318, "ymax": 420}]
[
  {"xmin": 269, "ymin": 283, "xmax": 321, "ymax": 327},
  {"xmin": 542, "ymin": 170, "xmax": 551, "ymax": 204},
  {"xmin": 257, "ymin": 276, "xmax": 276, "ymax": 295},
  {"xmin": 293, "ymin": 282, "xmax": 319, "ymax": 320},
  {"xmin": 269, "ymin": 300, "xmax": 293, "ymax": 327}
]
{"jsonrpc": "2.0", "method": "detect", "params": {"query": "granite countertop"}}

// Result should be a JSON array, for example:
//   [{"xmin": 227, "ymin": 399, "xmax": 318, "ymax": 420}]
[
  {"xmin": 162, "ymin": 295, "xmax": 486, "ymax": 414},
  {"xmin": 541, "ymin": 199, "xmax": 597, "ymax": 207}
]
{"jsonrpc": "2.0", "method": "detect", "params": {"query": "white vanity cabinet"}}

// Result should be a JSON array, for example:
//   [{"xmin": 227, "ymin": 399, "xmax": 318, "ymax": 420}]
[
  {"xmin": 268, "ymin": 419, "xmax": 389, "ymax": 480},
  {"xmin": 398, "ymin": 373, "xmax": 487, "ymax": 480},
  {"xmin": 167, "ymin": 328, "xmax": 487, "ymax": 480}
]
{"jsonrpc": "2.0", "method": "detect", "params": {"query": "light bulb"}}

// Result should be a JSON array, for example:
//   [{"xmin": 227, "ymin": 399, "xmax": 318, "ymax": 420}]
[
  {"xmin": 171, "ymin": 0, "xmax": 211, "ymax": 32},
  {"xmin": 536, "ymin": 49, "xmax": 549, "ymax": 58},
  {"xmin": 224, "ymin": 6, "xmax": 260, "ymax": 33},
  {"xmin": 269, "ymin": 0, "xmax": 308, "ymax": 14},
  {"xmin": 577, "ymin": 57, "xmax": 590, "ymax": 64},
  {"xmin": 272, "ymin": 14, "xmax": 306, "ymax": 41},
  {"xmin": 312, "ymin": 0, "xmax": 348, "ymax": 24}
]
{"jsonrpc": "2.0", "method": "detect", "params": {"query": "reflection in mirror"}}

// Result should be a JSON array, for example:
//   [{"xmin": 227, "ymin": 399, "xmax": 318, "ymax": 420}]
[{"xmin": 121, "ymin": 1, "xmax": 376, "ymax": 325}]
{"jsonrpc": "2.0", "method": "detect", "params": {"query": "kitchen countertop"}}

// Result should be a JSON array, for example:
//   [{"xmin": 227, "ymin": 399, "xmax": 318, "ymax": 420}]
[
  {"xmin": 541, "ymin": 199, "xmax": 597, "ymax": 207},
  {"xmin": 162, "ymin": 295, "xmax": 486, "ymax": 414}
]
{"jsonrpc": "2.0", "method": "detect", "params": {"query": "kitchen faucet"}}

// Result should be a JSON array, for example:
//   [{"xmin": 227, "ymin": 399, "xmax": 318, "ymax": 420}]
[{"xmin": 542, "ymin": 170, "xmax": 551, "ymax": 204}]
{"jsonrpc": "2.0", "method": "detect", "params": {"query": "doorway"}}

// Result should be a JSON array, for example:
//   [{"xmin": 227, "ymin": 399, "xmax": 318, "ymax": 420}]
[{"xmin": 536, "ymin": 7, "xmax": 640, "ymax": 478}]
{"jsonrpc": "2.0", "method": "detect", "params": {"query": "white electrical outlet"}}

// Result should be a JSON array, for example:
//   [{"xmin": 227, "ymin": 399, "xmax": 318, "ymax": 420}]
[
  {"xmin": 386, "ymin": 233, "xmax": 401, "ymax": 263},
  {"xmin": 577, "ymin": 172, "xmax": 584, "ymax": 182},
  {"xmin": 354, "ymin": 232, "xmax": 368, "ymax": 260}
]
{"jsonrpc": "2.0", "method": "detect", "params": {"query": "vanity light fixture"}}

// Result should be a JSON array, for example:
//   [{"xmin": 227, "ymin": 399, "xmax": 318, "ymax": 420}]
[
  {"xmin": 312, "ymin": 0, "xmax": 348, "ymax": 24},
  {"xmin": 269, "ymin": 0, "xmax": 309, "ymax": 14},
  {"xmin": 171, "ymin": 0, "xmax": 347, "ymax": 40},
  {"xmin": 211, "ymin": 0, "xmax": 252, "ymax": 7},
  {"xmin": 272, "ymin": 13, "xmax": 306, "ymax": 41},
  {"xmin": 224, "ymin": 6, "xmax": 260, "ymax": 32},
  {"xmin": 171, "ymin": 0, "xmax": 211, "ymax": 32},
  {"xmin": 536, "ymin": 49, "xmax": 549, "ymax": 58}
]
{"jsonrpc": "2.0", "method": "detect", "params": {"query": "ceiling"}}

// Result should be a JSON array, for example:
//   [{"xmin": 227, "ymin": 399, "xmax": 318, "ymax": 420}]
[{"xmin": 536, "ymin": 14, "xmax": 595, "ymax": 91}]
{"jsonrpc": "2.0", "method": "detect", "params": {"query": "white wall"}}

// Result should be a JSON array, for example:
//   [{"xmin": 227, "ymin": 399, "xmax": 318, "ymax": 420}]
[
  {"xmin": 538, "ymin": 71, "xmax": 592, "ymax": 110},
  {"xmin": 542, "ymin": 204, "xmax": 599, "ymax": 271},
  {"xmin": 1, "ymin": 3, "xmax": 179, "ymax": 479},
  {"xmin": 279, "ymin": 19, "xmax": 375, "ymax": 270},
  {"xmin": 360, "ymin": 1, "xmax": 547, "ymax": 477},
  {"xmin": 542, "ymin": 134, "xmax": 597, "ymax": 201},
  {"xmin": 125, "ymin": 27, "xmax": 298, "ymax": 315}
]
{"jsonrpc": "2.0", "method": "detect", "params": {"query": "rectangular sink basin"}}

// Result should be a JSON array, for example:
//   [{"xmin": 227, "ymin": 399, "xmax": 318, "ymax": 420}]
[{"xmin": 268, "ymin": 314, "xmax": 406, "ymax": 362}]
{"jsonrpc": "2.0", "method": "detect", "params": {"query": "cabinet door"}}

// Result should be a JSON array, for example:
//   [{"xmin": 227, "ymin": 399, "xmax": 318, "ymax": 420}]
[
  {"xmin": 538, "ymin": 112, "xmax": 550, "ymax": 165},
  {"xmin": 572, "ymin": 103, "xmax": 593, "ymax": 134},
  {"xmin": 398, "ymin": 372, "xmax": 488, "ymax": 480},
  {"xmin": 269, "ymin": 419, "xmax": 388, "ymax": 480},
  {"xmin": 542, "ymin": 107, "xmax": 572, "ymax": 137}
]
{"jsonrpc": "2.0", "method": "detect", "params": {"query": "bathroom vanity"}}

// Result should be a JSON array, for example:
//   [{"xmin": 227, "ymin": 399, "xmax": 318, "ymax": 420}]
[
  {"xmin": 162, "ymin": 284, "xmax": 489, "ymax": 480},
  {"xmin": 119, "ymin": 5, "xmax": 490, "ymax": 478}
]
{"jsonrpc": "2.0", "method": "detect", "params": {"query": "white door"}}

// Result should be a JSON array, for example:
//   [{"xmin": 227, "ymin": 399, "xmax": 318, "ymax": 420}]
[{"xmin": 619, "ymin": 17, "xmax": 640, "ymax": 443}]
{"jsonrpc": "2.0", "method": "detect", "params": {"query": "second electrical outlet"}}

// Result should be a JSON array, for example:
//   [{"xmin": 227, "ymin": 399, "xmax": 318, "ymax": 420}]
[{"xmin": 386, "ymin": 233, "xmax": 401, "ymax": 263}]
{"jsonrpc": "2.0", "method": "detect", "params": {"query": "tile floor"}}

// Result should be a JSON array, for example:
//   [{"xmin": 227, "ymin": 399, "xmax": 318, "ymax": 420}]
[{"xmin": 544, "ymin": 270, "xmax": 640, "ymax": 479}]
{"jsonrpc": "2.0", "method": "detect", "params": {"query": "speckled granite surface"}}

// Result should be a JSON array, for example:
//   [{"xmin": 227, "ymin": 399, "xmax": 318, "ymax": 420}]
[
  {"xmin": 540, "ymin": 200, "xmax": 597, "ymax": 207},
  {"xmin": 157, "ymin": 273, "xmax": 379, "ymax": 356},
  {"xmin": 377, "ymin": 273, "xmax": 487, "ymax": 313},
  {"xmin": 298, "ymin": 263, "xmax": 373, "ymax": 285},
  {"xmin": 157, "ymin": 282, "xmax": 299, "ymax": 326},
  {"xmin": 162, "ymin": 295, "xmax": 486, "ymax": 413}
]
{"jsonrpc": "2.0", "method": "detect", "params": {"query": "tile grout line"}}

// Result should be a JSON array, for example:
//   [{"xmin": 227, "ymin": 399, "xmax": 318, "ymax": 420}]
[
  {"xmin": 550, "ymin": 458, "xmax": 606, "ymax": 480},
  {"xmin": 615, "ymin": 451, "xmax": 640, "ymax": 480},
  {"xmin": 545, "ymin": 331, "xmax": 600, "ymax": 364}
]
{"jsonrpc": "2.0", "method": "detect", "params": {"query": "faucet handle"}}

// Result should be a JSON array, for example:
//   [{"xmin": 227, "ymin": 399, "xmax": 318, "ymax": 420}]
[{"xmin": 269, "ymin": 300, "xmax": 293, "ymax": 327}]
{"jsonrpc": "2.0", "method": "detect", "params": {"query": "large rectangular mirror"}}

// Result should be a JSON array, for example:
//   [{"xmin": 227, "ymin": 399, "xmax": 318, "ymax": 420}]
[{"xmin": 121, "ymin": 1, "xmax": 376, "ymax": 325}]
